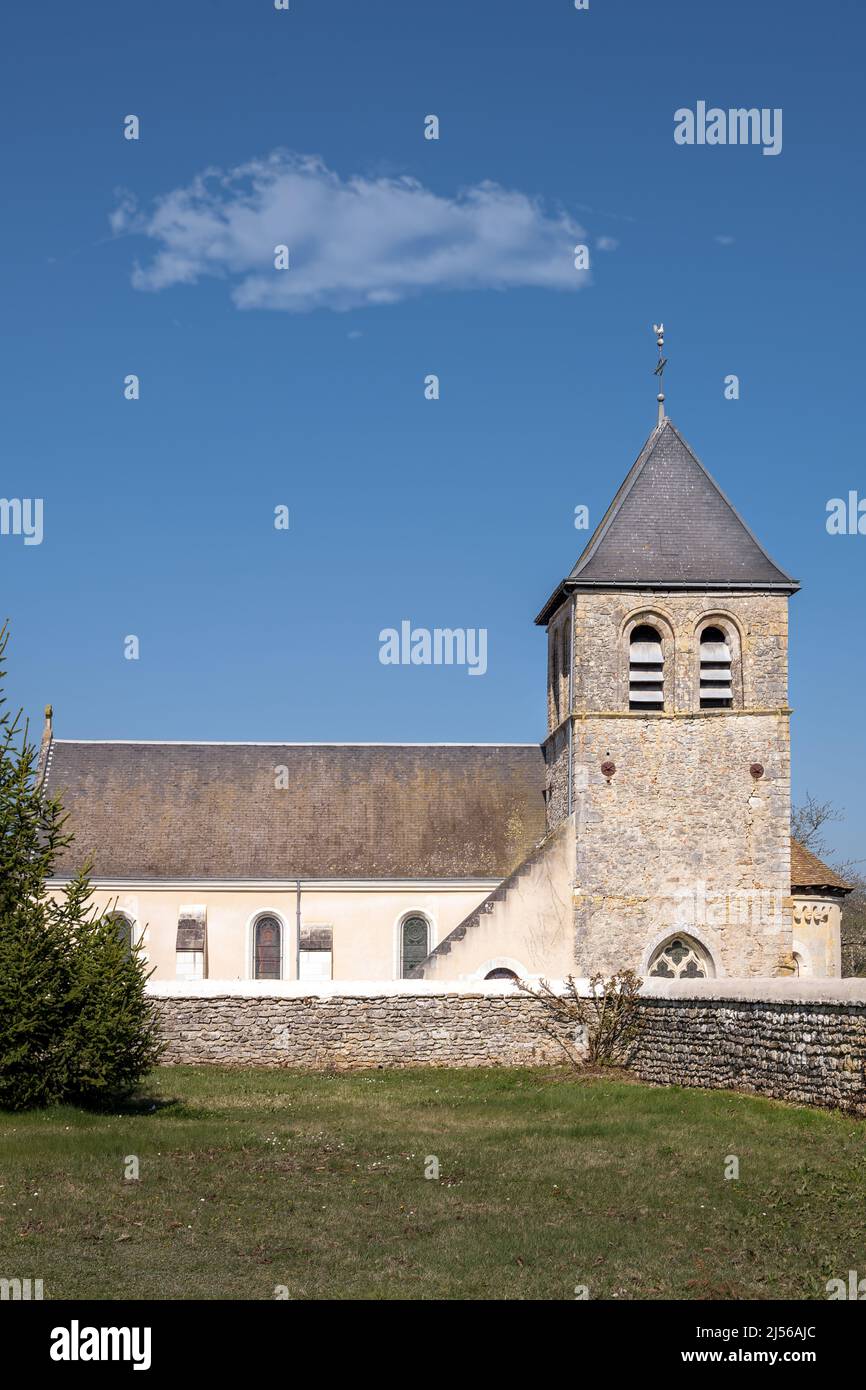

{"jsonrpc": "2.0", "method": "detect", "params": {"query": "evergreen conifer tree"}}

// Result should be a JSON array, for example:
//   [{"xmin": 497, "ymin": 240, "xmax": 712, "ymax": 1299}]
[{"xmin": 0, "ymin": 624, "xmax": 161, "ymax": 1109}]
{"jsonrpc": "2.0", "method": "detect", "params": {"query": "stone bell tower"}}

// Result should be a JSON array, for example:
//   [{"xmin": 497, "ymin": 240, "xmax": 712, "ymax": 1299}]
[{"xmin": 535, "ymin": 349, "xmax": 799, "ymax": 978}]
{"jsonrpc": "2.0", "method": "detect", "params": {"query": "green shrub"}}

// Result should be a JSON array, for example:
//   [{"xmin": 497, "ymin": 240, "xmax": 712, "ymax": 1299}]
[{"xmin": 58, "ymin": 875, "xmax": 163, "ymax": 1105}]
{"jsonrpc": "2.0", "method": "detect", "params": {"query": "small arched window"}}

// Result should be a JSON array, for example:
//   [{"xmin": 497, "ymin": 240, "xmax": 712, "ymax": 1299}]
[
  {"xmin": 560, "ymin": 622, "xmax": 570, "ymax": 716},
  {"xmin": 485, "ymin": 968, "xmax": 518, "ymax": 981},
  {"xmin": 401, "ymin": 914, "xmax": 430, "ymax": 978},
  {"xmin": 109, "ymin": 912, "xmax": 133, "ymax": 957},
  {"xmin": 254, "ymin": 914, "xmax": 283, "ymax": 980},
  {"xmin": 629, "ymin": 624, "xmax": 664, "ymax": 710},
  {"xmin": 648, "ymin": 936, "xmax": 714, "ymax": 979},
  {"xmin": 699, "ymin": 625, "xmax": 732, "ymax": 708}
]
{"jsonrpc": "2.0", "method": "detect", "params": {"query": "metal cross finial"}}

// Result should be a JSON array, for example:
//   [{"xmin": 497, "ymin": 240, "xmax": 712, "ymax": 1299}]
[{"xmin": 653, "ymin": 322, "xmax": 667, "ymax": 424}]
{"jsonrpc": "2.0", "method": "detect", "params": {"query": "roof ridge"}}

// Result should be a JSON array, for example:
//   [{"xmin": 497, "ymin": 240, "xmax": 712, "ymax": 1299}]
[{"xmin": 49, "ymin": 739, "xmax": 542, "ymax": 749}]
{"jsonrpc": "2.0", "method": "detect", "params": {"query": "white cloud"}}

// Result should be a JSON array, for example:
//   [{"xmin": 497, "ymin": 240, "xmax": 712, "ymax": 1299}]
[
  {"xmin": 111, "ymin": 152, "xmax": 589, "ymax": 313},
  {"xmin": 714, "ymin": 234, "xmax": 736, "ymax": 246},
  {"xmin": 596, "ymin": 235, "xmax": 619, "ymax": 251}
]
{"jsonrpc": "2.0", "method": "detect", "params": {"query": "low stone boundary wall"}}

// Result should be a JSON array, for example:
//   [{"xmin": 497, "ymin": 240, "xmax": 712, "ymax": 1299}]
[
  {"xmin": 150, "ymin": 979, "xmax": 866, "ymax": 1113},
  {"xmin": 631, "ymin": 996, "xmax": 866, "ymax": 1112},
  {"xmin": 152, "ymin": 991, "xmax": 563, "ymax": 1070}
]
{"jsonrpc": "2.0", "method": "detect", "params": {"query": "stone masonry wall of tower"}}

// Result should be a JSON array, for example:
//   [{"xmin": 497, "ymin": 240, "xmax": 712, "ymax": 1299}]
[{"xmin": 543, "ymin": 588, "xmax": 792, "ymax": 976}]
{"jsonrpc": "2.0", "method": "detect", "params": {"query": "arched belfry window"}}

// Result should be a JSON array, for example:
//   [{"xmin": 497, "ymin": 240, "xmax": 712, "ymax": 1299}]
[
  {"xmin": 699, "ymin": 625, "xmax": 733, "ymax": 708},
  {"xmin": 401, "ymin": 914, "xmax": 430, "ymax": 977},
  {"xmin": 629, "ymin": 624, "xmax": 664, "ymax": 710},
  {"xmin": 254, "ymin": 914, "xmax": 283, "ymax": 980},
  {"xmin": 648, "ymin": 936, "xmax": 714, "ymax": 979}
]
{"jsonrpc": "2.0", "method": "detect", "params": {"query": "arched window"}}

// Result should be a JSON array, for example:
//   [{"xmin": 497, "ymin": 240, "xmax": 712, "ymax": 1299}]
[
  {"xmin": 109, "ymin": 912, "xmax": 133, "ymax": 957},
  {"xmin": 551, "ymin": 630, "xmax": 560, "ymax": 723},
  {"xmin": 648, "ymin": 935, "xmax": 714, "ymax": 979},
  {"xmin": 485, "ymin": 968, "xmax": 518, "ymax": 981},
  {"xmin": 560, "ymin": 622, "xmax": 570, "ymax": 717},
  {"xmin": 254, "ymin": 914, "xmax": 283, "ymax": 980},
  {"xmin": 629, "ymin": 624, "xmax": 664, "ymax": 710},
  {"xmin": 400, "ymin": 914, "xmax": 430, "ymax": 977},
  {"xmin": 699, "ymin": 625, "xmax": 732, "ymax": 708}
]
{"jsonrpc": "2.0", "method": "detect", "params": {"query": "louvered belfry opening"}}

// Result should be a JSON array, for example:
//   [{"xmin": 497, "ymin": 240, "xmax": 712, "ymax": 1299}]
[
  {"xmin": 629, "ymin": 624, "xmax": 664, "ymax": 710},
  {"xmin": 699, "ymin": 624, "xmax": 733, "ymax": 708}
]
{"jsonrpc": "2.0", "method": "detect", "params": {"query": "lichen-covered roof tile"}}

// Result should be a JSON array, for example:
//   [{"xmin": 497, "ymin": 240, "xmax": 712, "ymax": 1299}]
[
  {"xmin": 45, "ymin": 741, "xmax": 547, "ymax": 880},
  {"xmin": 790, "ymin": 837, "xmax": 851, "ymax": 893}
]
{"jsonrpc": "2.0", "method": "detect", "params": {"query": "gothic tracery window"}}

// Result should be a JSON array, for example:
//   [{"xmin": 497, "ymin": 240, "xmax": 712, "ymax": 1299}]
[{"xmin": 648, "ymin": 936, "xmax": 714, "ymax": 979}]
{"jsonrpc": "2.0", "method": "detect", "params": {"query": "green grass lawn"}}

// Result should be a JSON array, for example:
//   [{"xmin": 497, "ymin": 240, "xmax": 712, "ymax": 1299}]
[{"xmin": 0, "ymin": 1065, "xmax": 863, "ymax": 1300}]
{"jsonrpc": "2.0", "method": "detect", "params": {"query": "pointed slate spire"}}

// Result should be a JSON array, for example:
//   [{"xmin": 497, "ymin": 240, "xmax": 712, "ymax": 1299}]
[{"xmin": 536, "ymin": 418, "xmax": 798, "ymax": 624}]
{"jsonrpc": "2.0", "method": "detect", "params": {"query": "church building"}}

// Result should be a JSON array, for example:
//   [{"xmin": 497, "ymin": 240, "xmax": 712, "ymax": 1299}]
[{"xmin": 41, "ymin": 406, "xmax": 850, "ymax": 984}]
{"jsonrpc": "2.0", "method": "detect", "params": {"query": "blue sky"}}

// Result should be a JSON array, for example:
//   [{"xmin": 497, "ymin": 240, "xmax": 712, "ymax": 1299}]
[{"xmin": 2, "ymin": 0, "xmax": 864, "ymax": 862}]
